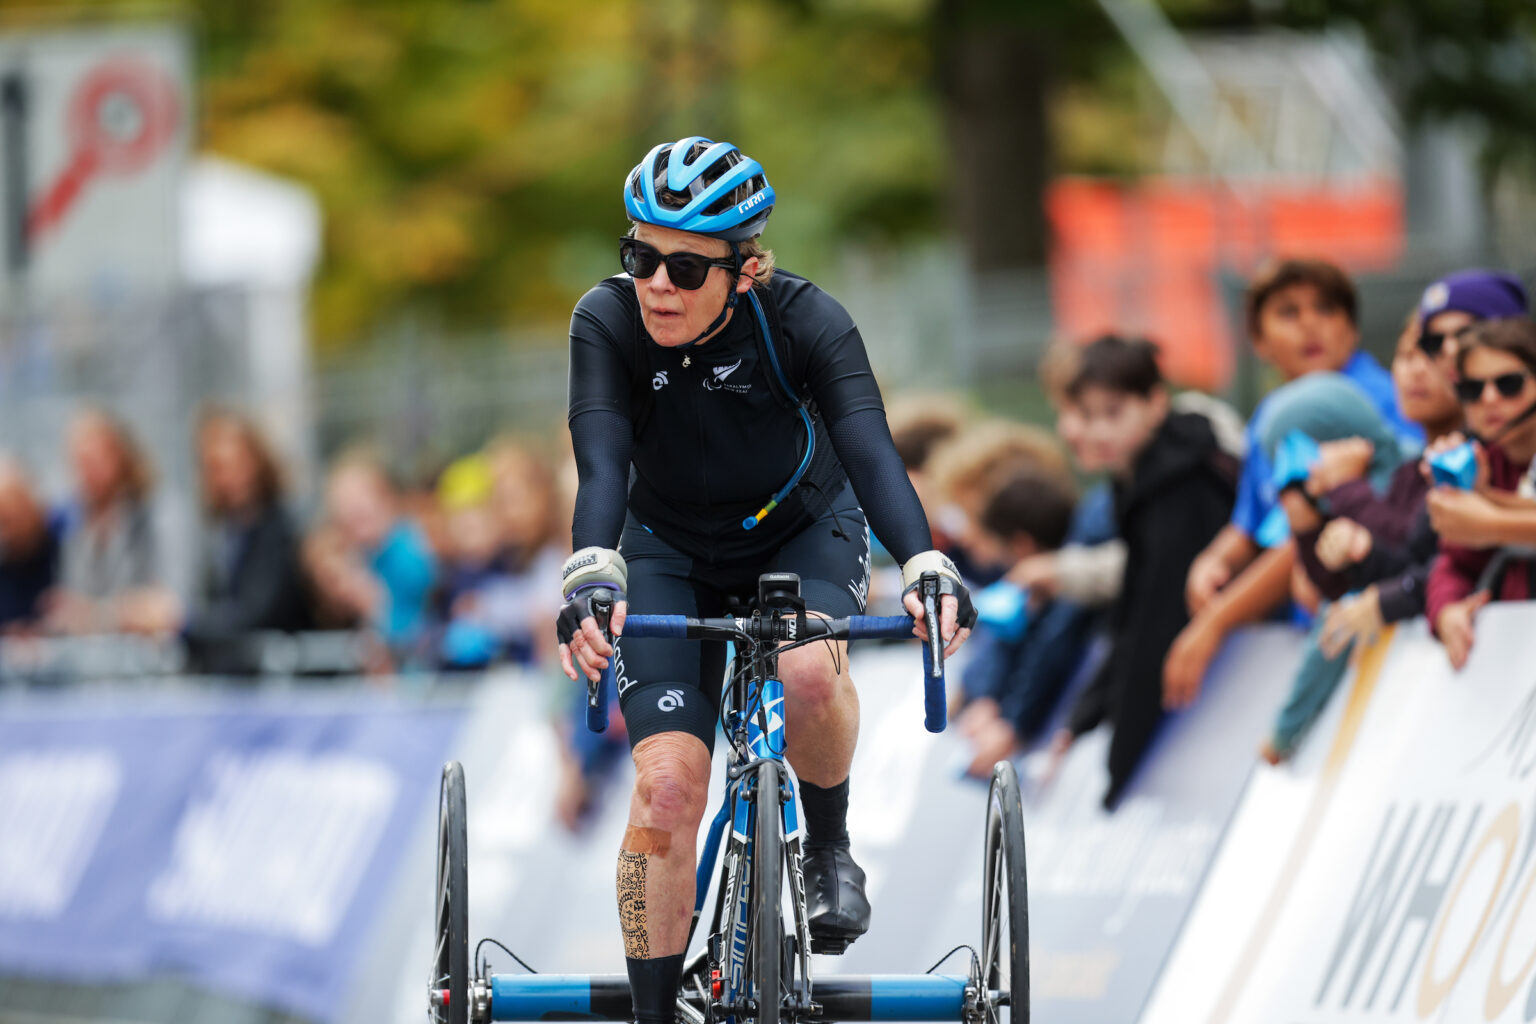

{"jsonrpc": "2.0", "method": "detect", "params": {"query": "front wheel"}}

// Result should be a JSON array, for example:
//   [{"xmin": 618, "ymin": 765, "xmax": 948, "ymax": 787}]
[
  {"xmin": 979, "ymin": 760, "xmax": 1028, "ymax": 1024},
  {"xmin": 431, "ymin": 762, "xmax": 469, "ymax": 1024},
  {"xmin": 751, "ymin": 760, "xmax": 783, "ymax": 1024}
]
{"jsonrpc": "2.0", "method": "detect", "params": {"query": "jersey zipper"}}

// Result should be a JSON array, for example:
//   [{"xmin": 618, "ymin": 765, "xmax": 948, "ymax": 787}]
[{"xmin": 689, "ymin": 358, "xmax": 717, "ymax": 561}]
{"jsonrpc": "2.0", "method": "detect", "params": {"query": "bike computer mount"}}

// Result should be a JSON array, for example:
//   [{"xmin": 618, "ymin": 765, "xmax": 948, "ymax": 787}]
[
  {"xmin": 757, "ymin": 572, "xmax": 805, "ymax": 615},
  {"xmin": 751, "ymin": 573, "xmax": 807, "ymax": 673}
]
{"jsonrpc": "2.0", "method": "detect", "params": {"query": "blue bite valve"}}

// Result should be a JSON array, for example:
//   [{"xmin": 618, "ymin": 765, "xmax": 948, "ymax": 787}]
[{"xmin": 1428, "ymin": 441, "xmax": 1478, "ymax": 491}]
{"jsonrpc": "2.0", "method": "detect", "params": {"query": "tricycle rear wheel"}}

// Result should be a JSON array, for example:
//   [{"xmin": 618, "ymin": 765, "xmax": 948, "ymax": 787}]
[
  {"xmin": 432, "ymin": 761, "xmax": 470, "ymax": 1024},
  {"xmin": 979, "ymin": 760, "xmax": 1028, "ymax": 1023}
]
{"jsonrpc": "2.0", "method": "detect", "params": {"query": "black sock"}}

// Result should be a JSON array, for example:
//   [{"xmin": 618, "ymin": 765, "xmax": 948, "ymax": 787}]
[
  {"xmin": 799, "ymin": 778, "xmax": 850, "ymax": 850},
  {"xmin": 627, "ymin": 952, "xmax": 683, "ymax": 1024}
]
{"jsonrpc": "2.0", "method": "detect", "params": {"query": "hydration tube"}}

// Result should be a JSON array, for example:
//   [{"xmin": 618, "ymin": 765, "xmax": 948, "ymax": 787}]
[{"xmin": 742, "ymin": 287, "xmax": 814, "ymax": 530}]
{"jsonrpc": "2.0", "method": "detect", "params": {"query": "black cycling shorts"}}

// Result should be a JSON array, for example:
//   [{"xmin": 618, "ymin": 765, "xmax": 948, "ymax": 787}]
[{"xmin": 614, "ymin": 482, "xmax": 870, "ymax": 754}]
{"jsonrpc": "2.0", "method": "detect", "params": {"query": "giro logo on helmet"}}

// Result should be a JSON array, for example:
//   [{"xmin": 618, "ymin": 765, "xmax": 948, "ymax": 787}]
[{"xmin": 736, "ymin": 190, "xmax": 768, "ymax": 216}]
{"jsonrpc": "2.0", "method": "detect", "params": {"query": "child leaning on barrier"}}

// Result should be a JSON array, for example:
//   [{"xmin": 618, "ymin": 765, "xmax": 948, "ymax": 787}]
[
  {"xmin": 1048, "ymin": 336, "xmax": 1237, "ymax": 810},
  {"xmin": 1001, "ymin": 338, "xmax": 1123, "ymax": 611},
  {"xmin": 1312, "ymin": 271, "xmax": 1524, "ymax": 663},
  {"xmin": 953, "ymin": 464, "xmax": 1084, "ymax": 778},
  {"xmin": 1010, "ymin": 337, "xmax": 1247, "ymax": 611},
  {"xmin": 1253, "ymin": 373, "xmax": 1405, "ymax": 763},
  {"xmin": 1164, "ymin": 257, "xmax": 1419, "ymax": 713},
  {"xmin": 1424, "ymin": 317, "xmax": 1536, "ymax": 670},
  {"xmin": 927, "ymin": 418, "xmax": 1072, "ymax": 589}
]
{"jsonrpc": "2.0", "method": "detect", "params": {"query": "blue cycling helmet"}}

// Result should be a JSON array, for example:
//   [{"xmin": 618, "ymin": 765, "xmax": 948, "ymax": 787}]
[{"xmin": 624, "ymin": 137, "xmax": 774, "ymax": 242}]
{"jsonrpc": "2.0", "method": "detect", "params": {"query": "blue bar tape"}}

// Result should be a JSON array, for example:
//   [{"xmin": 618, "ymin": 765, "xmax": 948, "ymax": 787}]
[
  {"xmin": 921, "ymin": 642, "xmax": 946, "ymax": 733},
  {"xmin": 620, "ymin": 615, "xmax": 688, "ymax": 639},
  {"xmin": 846, "ymin": 615, "xmax": 916, "ymax": 640},
  {"xmin": 586, "ymin": 668, "xmax": 610, "ymax": 733}
]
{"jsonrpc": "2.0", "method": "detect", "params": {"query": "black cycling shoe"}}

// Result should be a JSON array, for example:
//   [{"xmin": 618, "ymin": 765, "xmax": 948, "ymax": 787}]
[{"xmin": 803, "ymin": 845, "xmax": 871, "ymax": 954}]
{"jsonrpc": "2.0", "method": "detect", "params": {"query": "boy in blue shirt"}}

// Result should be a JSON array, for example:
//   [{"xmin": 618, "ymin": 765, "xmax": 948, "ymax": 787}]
[{"xmin": 1163, "ymin": 257, "xmax": 1418, "ymax": 708}]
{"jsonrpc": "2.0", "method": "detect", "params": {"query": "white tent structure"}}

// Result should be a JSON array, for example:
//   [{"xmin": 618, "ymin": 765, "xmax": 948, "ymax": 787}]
[{"xmin": 181, "ymin": 154, "xmax": 322, "ymax": 497}]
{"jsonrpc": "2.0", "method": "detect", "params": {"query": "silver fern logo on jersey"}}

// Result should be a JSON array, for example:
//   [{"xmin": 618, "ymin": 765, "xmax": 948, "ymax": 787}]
[{"xmin": 703, "ymin": 359, "xmax": 751, "ymax": 394}]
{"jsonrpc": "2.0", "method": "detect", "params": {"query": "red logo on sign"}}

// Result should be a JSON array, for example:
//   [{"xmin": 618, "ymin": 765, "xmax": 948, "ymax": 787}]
[{"xmin": 27, "ymin": 58, "xmax": 181, "ymax": 239}]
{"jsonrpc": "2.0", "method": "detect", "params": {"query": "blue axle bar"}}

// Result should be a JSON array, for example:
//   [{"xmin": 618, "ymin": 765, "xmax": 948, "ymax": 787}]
[{"xmin": 488, "ymin": 973, "xmax": 969, "ymax": 1021}]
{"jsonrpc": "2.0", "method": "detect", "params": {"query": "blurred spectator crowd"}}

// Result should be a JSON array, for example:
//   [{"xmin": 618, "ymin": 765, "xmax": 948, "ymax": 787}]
[
  {"xmin": 0, "ymin": 409, "xmax": 627, "ymax": 825},
  {"xmin": 0, "ymin": 408, "xmax": 572, "ymax": 676},
  {"xmin": 5, "ymin": 257, "xmax": 1536, "ymax": 824},
  {"xmin": 891, "ymin": 259, "xmax": 1536, "ymax": 810}
]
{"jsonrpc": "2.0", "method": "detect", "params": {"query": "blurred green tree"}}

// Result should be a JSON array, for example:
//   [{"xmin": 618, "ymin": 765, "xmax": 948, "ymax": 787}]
[
  {"xmin": 4, "ymin": 0, "xmax": 1532, "ymax": 344},
  {"xmin": 192, "ymin": 0, "xmax": 951, "ymax": 346}
]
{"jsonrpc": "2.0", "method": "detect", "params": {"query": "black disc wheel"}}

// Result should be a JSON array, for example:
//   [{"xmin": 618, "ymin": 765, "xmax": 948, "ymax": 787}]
[
  {"xmin": 980, "ymin": 760, "xmax": 1029, "ymax": 1024},
  {"xmin": 751, "ymin": 760, "xmax": 783, "ymax": 1024},
  {"xmin": 431, "ymin": 761, "xmax": 469, "ymax": 1024}
]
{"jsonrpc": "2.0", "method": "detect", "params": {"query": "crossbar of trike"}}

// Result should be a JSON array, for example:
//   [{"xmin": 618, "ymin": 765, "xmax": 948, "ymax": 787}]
[{"xmin": 487, "ymin": 973, "xmax": 972, "ymax": 1021}]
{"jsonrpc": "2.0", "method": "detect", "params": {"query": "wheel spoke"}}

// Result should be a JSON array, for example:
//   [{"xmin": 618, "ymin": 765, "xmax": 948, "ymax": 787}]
[
  {"xmin": 983, "ymin": 848, "xmax": 1003, "ymax": 980},
  {"xmin": 998, "ymin": 876, "xmax": 1012, "ymax": 994}
]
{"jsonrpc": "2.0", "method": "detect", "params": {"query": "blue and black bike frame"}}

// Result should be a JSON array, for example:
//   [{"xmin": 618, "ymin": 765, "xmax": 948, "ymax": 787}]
[{"xmin": 473, "ymin": 576, "xmax": 976, "ymax": 1023}]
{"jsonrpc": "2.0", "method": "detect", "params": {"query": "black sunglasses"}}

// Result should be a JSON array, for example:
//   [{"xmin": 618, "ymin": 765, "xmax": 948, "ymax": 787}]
[
  {"xmin": 619, "ymin": 237, "xmax": 737, "ymax": 291},
  {"xmin": 1454, "ymin": 371, "xmax": 1532, "ymax": 403},
  {"xmin": 1419, "ymin": 324, "xmax": 1478, "ymax": 360},
  {"xmin": 1418, "ymin": 330, "xmax": 1454, "ymax": 359}
]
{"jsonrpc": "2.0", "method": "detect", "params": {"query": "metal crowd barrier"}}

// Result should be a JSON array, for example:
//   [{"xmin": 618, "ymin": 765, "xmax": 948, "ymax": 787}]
[{"xmin": 0, "ymin": 631, "xmax": 376, "ymax": 684}]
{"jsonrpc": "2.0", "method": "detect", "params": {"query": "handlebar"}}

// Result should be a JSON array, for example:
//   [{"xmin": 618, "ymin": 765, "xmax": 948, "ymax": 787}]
[
  {"xmin": 618, "ymin": 613, "xmax": 916, "ymax": 642},
  {"xmin": 585, "ymin": 582, "xmax": 951, "ymax": 735}
]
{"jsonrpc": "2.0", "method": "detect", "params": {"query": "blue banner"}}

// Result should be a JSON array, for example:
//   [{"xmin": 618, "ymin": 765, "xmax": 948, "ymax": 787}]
[{"xmin": 0, "ymin": 689, "xmax": 465, "ymax": 1023}]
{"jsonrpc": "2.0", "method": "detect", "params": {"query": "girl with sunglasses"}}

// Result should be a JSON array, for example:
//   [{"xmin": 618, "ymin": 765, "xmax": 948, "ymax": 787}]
[
  {"xmin": 1312, "ymin": 274, "xmax": 1530, "ymax": 666},
  {"xmin": 557, "ymin": 137, "xmax": 976, "ymax": 1024},
  {"xmin": 1423, "ymin": 316, "xmax": 1536, "ymax": 669}
]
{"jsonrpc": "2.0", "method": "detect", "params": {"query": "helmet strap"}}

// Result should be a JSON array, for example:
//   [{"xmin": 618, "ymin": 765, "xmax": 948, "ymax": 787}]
[{"xmin": 675, "ymin": 243, "xmax": 743, "ymax": 351}]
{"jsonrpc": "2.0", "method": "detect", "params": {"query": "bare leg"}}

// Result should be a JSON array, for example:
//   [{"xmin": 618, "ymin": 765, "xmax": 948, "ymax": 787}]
[
  {"xmin": 779, "ymin": 626, "xmax": 858, "ymax": 787},
  {"xmin": 620, "ymin": 732, "xmax": 711, "ymax": 958}
]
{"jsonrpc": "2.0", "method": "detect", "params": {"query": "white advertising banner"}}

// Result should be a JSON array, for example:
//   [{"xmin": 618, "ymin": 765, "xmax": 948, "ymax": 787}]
[{"xmin": 1143, "ymin": 602, "xmax": 1536, "ymax": 1024}]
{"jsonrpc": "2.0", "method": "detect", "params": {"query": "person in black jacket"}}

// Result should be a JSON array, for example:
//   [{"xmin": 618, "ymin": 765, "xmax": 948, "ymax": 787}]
[
  {"xmin": 1048, "ymin": 336, "xmax": 1237, "ymax": 810},
  {"xmin": 123, "ymin": 408, "xmax": 308, "ymax": 672}
]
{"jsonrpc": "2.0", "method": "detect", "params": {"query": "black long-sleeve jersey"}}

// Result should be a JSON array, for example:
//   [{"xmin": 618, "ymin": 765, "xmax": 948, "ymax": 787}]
[{"xmin": 567, "ymin": 270, "xmax": 931, "ymax": 565}]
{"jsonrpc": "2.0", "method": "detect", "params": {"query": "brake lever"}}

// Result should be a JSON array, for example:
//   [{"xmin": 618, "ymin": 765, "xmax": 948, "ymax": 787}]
[
  {"xmin": 921, "ymin": 574, "xmax": 944, "ymax": 679},
  {"xmin": 919, "ymin": 573, "xmax": 947, "ymax": 733},
  {"xmin": 586, "ymin": 588, "xmax": 616, "ymax": 732}
]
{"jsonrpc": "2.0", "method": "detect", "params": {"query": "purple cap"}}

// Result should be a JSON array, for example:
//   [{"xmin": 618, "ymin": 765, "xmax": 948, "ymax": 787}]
[{"xmin": 1418, "ymin": 269, "xmax": 1529, "ymax": 328}]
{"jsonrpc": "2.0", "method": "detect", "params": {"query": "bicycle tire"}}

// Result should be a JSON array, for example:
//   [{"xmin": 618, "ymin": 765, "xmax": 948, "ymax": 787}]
[
  {"xmin": 751, "ymin": 760, "xmax": 783, "ymax": 1024},
  {"xmin": 981, "ymin": 760, "xmax": 1029, "ymax": 1024},
  {"xmin": 432, "ymin": 761, "xmax": 470, "ymax": 1024}
]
